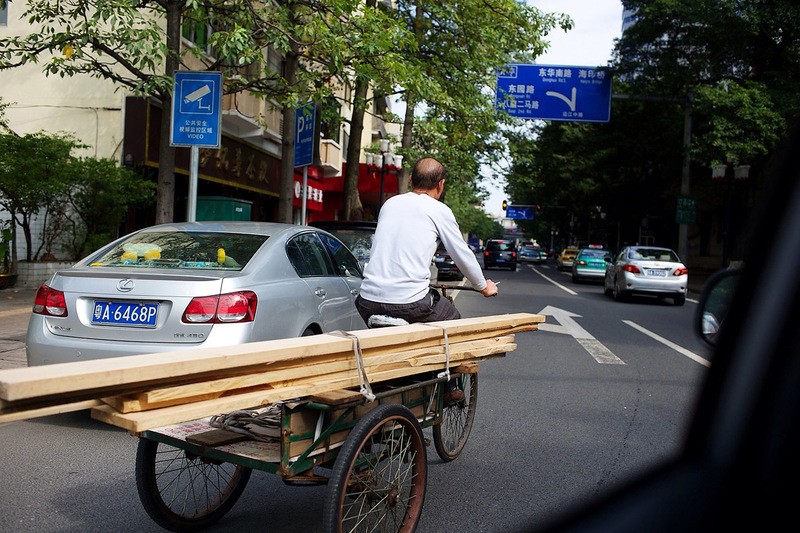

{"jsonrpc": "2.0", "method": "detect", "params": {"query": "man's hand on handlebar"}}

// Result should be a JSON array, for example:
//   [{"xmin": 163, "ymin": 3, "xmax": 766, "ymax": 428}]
[{"xmin": 481, "ymin": 279, "xmax": 499, "ymax": 297}]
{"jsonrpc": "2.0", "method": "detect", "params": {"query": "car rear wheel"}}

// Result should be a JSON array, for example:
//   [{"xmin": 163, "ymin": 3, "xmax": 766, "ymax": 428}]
[
  {"xmin": 673, "ymin": 295, "xmax": 686, "ymax": 306},
  {"xmin": 612, "ymin": 282, "xmax": 627, "ymax": 302}
]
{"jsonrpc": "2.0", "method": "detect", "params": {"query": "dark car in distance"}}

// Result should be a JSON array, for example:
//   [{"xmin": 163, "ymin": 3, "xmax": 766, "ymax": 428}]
[
  {"xmin": 433, "ymin": 244, "xmax": 463, "ymax": 281},
  {"xmin": 483, "ymin": 239, "xmax": 517, "ymax": 271}
]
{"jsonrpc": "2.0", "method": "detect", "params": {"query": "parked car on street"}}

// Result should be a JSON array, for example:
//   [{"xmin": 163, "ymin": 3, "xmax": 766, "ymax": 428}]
[
  {"xmin": 432, "ymin": 244, "xmax": 464, "ymax": 281},
  {"xmin": 483, "ymin": 238, "xmax": 517, "ymax": 270},
  {"xmin": 26, "ymin": 222, "xmax": 366, "ymax": 365},
  {"xmin": 603, "ymin": 245, "xmax": 689, "ymax": 306},
  {"xmin": 557, "ymin": 246, "xmax": 580, "ymax": 271},
  {"xmin": 518, "ymin": 242, "xmax": 546, "ymax": 263},
  {"xmin": 571, "ymin": 246, "xmax": 611, "ymax": 282},
  {"xmin": 309, "ymin": 220, "xmax": 376, "ymax": 270}
]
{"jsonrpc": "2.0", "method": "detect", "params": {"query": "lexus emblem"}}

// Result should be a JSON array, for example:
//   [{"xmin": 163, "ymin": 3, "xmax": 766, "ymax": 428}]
[{"xmin": 117, "ymin": 279, "xmax": 135, "ymax": 292}]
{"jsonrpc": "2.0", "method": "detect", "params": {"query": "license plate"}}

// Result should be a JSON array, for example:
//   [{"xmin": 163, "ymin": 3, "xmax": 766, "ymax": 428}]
[
  {"xmin": 647, "ymin": 269, "xmax": 668, "ymax": 277},
  {"xmin": 435, "ymin": 257, "xmax": 445, "ymax": 263},
  {"xmin": 92, "ymin": 301, "xmax": 159, "ymax": 327}
]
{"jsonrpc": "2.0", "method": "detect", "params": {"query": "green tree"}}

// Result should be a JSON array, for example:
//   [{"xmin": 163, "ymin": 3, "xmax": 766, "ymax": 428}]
[
  {"xmin": 0, "ymin": 132, "xmax": 79, "ymax": 263},
  {"xmin": 503, "ymin": 1, "xmax": 800, "ymax": 253},
  {"xmin": 60, "ymin": 157, "xmax": 156, "ymax": 259}
]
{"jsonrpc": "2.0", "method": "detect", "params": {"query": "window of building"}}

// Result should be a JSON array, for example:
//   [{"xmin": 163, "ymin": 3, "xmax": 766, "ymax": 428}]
[
  {"xmin": 0, "ymin": 2, "xmax": 8, "ymax": 25},
  {"xmin": 181, "ymin": 12, "xmax": 216, "ymax": 58}
]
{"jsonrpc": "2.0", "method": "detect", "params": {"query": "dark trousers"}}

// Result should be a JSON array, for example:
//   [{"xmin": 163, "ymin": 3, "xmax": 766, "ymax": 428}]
[{"xmin": 355, "ymin": 288, "xmax": 461, "ymax": 325}]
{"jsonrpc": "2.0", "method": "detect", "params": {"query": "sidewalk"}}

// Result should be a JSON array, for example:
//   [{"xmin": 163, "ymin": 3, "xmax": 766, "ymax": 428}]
[{"xmin": 0, "ymin": 287, "xmax": 38, "ymax": 370}]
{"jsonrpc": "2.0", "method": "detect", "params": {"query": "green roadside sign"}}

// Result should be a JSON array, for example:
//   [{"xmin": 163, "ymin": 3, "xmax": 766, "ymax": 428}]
[{"xmin": 676, "ymin": 195, "xmax": 696, "ymax": 225}]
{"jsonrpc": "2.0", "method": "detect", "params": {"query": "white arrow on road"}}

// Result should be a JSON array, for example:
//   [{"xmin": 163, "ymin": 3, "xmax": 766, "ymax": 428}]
[{"xmin": 537, "ymin": 305, "xmax": 625, "ymax": 365}]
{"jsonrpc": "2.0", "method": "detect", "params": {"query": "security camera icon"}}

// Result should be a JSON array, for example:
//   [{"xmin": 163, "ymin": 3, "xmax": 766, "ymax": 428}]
[{"xmin": 183, "ymin": 84, "xmax": 212, "ymax": 111}]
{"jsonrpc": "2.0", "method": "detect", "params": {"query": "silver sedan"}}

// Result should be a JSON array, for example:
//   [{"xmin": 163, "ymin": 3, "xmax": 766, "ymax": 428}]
[
  {"xmin": 603, "ymin": 245, "xmax": 688, "ymax": 306},
  {"xmin": 26, "ymin": 222, "xmax": 366, "ymax": 365}
]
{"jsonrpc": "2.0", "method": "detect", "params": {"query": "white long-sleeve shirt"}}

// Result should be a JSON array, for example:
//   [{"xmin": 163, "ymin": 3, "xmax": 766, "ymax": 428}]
[{"xmin": 359, "ymin": 192, "xmax": 487, "ymax": 304}]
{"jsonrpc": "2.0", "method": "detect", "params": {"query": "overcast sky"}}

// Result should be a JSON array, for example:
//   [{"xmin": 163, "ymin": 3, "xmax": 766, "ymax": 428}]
[{"xmin": 483, "ymin": 0, "xmax": 624, "ymax": 217}]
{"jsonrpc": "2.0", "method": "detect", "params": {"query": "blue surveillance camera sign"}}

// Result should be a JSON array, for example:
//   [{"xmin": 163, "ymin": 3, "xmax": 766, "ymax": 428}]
[
  {"xmin": 496, "ymin": 64, "xmax": 612, "ymax": 123},
  {"xmin": 171, "ymin": 71, "xmax": 223, "ymax": 148}
]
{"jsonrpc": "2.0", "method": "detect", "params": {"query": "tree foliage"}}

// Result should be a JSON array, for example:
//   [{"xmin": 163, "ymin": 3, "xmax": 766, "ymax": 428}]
[
  {"xmin": 60, "ymin": 157, "xmax": 156, "ymax": 259},
  {"xmin": 0, "ymin": 131, "xmax": 156, "ymax": 263},
  {"xmin": 502, "ymin": 0, "xmax": 800, "ymax": 252},
  {"xmin": 0, "ymin": 132, "xmax": 79, "ymax": 262}
]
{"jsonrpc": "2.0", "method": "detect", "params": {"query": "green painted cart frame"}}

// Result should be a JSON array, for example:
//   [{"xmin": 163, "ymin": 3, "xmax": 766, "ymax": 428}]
[{"xmin": 134, "ymin": 367, "xmax": 478, "ymax": 532}]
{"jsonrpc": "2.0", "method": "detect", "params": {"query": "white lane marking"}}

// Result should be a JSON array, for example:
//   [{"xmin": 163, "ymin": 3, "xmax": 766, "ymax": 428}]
[
  {"xmin": 623, "ymin": 320, "xmax": 710, "ymax": 367},
  {"xmin": 531, "ymin": 267, "xmax": 578, "ymax": 295},
  {"xmin": 577, "ymin": 338, "xmax": 625, "ymax": 365},
  {"xmin": 538, "ymin": 305, "xmax": 625, "ymax": 365}
]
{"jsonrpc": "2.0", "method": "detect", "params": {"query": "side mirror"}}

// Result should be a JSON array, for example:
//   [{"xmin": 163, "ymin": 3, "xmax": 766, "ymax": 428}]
[{"xmin": 695, "ymin": 268, "xmax": 741, "ymax": 347}]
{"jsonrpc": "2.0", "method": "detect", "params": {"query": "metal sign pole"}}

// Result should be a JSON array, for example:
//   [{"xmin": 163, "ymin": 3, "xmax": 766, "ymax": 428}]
[
  {"xmin": 187, "ymin": 146, "xmax": 199, "ymax": 222},
  {"xmin": 301, "ymin": 166, "xmax": 308, "ymax": 225}
]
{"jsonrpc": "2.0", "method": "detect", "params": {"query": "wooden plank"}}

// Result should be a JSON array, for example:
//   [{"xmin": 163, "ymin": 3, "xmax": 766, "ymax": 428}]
[
  {"xmin": 0, "ymin": 313, "xmax": 541, "ymax": 402},
  {"xmin": 105, "ymin": 338, "xmax": 515, "ymax": 413},
  {"xmin": 91, "ymin": 344, "xmax": 515, "ymax": 432},
  {"xmin": 307, "ymin": 389, "xmax": 363, "ymax": 405},
  {"xmin": 127, "ymin": 335, "xmax": 514, "ymax": 410},
  {"xmin": 0, "ymin": 399, "xmax": 104, "ymax": 424}
]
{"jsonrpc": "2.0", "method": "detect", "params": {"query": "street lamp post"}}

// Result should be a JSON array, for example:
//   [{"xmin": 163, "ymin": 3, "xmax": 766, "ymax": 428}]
[
  {"xmin": 712, "ymin": 161, "xmax": 750, "ymax": 268},
  {"xmin": 366, "ymin": 139, "xmax": 403, "ymax": 215}
]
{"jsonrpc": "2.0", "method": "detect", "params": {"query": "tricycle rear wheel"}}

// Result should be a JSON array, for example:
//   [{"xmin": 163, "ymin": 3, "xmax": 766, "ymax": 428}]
[
  {"xmin": 433, "ymin": 372, "xmax": 478, "ymax": 461},
  {"xmin": 135, "ymin": 438, "xmax": 252, "ymax": 531},
  {"xmin": 322, "ymin": 404, "xmax": 427, "ymax": 532}
]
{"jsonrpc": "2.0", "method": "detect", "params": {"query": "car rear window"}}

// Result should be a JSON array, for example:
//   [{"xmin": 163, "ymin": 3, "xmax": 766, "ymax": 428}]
[
  {"xmin": 324, "ymin": 229, "xmax": 374, "ymax": 263},
  {"xmin": 487, "ymin": 241, "xmax": 513, "ymax": 251},
  {"xmin": 89, "ymin": 231, "xmax": 268, "ymax": 270},
  {"xmin": 580, "ymin": 249, "xmax": 610, "ymax": 259},
  {"xmin": 630, "ymin": 249, "xmax": 679, "ymax": 262}
]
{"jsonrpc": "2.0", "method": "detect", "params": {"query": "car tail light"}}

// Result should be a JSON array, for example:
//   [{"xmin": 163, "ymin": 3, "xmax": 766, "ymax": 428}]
[
  {"xmin": 623, "ymin": 264, "xmax": 641, "ymax": 274},
  {"xmin": 32, "ymin": 285, "xmax": 68, "ymax": 317},
  {"xmin": 576, "ymin": 259, "xmax": 587, "ymax": 266},
  {"xmin": 673, "ymin": 267, "xmax": 688, "ymax": 276},
  {"xmin": 182, "ymin": 291, "xmax": 257, "ymax": 323},
  {"xmin": 511, "ymin": 251, "xmax": 517, "ymax": 259}
]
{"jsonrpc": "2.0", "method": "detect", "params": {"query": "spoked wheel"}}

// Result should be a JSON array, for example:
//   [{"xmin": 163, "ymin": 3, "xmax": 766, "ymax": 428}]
[
  {"xmin": 322, "ymin": 404, "xmax": 427, "ymax": 533},
  {"xmin": 433, "ymin": 372, "xmax": 478, "ymax": 461},
  {"xmin": 135, "ymin": 438, "xmax": 252, "ymax": 532}
]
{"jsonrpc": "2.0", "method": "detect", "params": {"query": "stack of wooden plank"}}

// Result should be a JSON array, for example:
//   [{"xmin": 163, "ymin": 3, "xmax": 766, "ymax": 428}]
[{"xmin": 0, "ymin": 313, "xmax": 544, "ymax": 432}]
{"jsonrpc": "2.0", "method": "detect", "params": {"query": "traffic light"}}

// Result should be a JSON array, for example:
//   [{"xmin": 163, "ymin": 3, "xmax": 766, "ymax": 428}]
[{"xmin": 502, "ymin": 200, "xmax": 508, "ymax": 210}]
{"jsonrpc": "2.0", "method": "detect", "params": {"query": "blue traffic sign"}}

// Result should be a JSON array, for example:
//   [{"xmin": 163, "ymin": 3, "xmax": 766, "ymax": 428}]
[
  {"xmin": 294, "ymin": 103, "xmax": 316, "ymax": 168},
  {"xmin": 496, "ymin": 64, "xmax": 612, "ymax": 122},
  {"xmin": 505, "ymin": 205, "xmax": 534, "ymax": 220},
  {"xmin": 171, "ymin": 71, "xmax": 223, "ymax": 147}
]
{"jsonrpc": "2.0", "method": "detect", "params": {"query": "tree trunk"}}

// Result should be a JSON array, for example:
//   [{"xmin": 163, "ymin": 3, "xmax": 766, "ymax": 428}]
[
  {"xmin": 399, "ymin": 94, "xmax": 415, "ymax": 194},
  {"xmin": 155, "ymin": 2, "xmax": 182, "ymax": 224},
  {"xmin": 279, "ymin": 52, "xmax": 300, "ymax": 224},
  {"xmin": 342, "ymin": 76, "xmax": 369, "ymax": 220}
]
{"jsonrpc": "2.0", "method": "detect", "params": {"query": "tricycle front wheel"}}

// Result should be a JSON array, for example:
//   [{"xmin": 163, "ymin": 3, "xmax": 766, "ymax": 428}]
[
  {"xmin": 322, "ymin": 403, "xmax": 427, "ymax": 532},
  {"xmin": 135, "ymin": 438, "xmax": 252, "ymax": 532},
  {"xmin": 433, "ymin": 372, "xmax": 478, "ymax": 461}
]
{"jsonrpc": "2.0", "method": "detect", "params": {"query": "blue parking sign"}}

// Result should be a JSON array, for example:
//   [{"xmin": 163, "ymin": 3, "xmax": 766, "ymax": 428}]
[
  {"xmin": 171, "ymin": 71, "xmax": 223, "ymax": 148},
  {"xmin": 294, "ymin": 103, "xmax": 316, "ymax": 168},
  {"xmin": 496, "ymin": 64, "xmax": 612, "ymax": 123}
]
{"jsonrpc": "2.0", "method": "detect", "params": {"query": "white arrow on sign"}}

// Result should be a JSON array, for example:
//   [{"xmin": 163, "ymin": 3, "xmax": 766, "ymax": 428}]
[
  {"xmin": 545, "ymin": 87, "xmax": 577, "ymax": 112},
  {"xmin": 537, "ymin": 305, "xmax": 625, "ymax": 365}
]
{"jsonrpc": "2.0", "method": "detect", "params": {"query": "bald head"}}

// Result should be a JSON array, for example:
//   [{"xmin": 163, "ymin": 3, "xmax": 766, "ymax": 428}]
[{"xmin": 411, "ymin": 157, "xmax": 446, "ymax": 191}]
